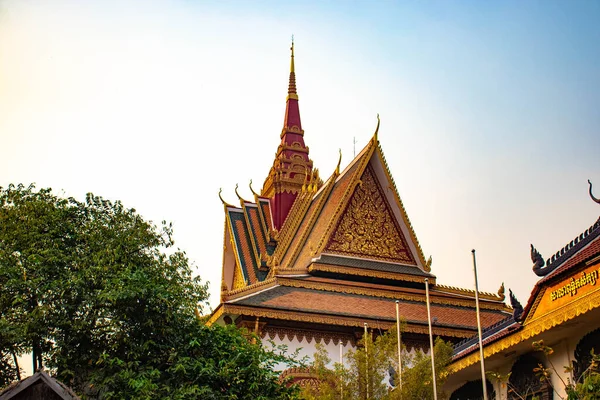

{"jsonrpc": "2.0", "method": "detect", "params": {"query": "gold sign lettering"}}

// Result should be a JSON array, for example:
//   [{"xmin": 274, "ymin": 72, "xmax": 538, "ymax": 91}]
[{"xmin": 550, "ymin": 269, "xmax": 599, "ymax": 301}]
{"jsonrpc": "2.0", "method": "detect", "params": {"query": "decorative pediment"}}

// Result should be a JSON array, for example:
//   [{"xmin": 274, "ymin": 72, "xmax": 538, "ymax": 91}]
[{"xmin": 325, "ymin": 165, "xmax": 416, "ymax": 265}]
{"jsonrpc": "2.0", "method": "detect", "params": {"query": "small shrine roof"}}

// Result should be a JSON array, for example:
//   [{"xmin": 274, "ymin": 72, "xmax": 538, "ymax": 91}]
[{"xmin": 0, "ymin": 370, "xmax": 80, "ymax": 400}]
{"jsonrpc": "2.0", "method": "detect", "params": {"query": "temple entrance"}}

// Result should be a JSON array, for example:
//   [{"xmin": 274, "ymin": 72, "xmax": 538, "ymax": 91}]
[
  {"xmin": 507, "ymin": 354, "xmax": 552, "ymax": 400},
  {"xmin": 450, "ymin": 379, "xmax": 495, "ymax": 400}
]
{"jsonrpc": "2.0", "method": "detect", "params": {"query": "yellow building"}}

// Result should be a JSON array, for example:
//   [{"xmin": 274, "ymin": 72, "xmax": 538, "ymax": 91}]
[{"xmin": 447, "ymin": 187, "xmax": 600, "ymax": 399}]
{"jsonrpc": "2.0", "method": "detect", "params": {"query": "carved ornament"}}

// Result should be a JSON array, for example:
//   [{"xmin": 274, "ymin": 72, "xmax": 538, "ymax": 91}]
[
  {"xmin": 375, "ymin": 144, "xmax": 428, "ymax": 268},
  {"xmin": 218, "ymin": 304, "xmax": 475, "ymax": 338},
  {"xmin": 276, "ymin": 276, "xmax": 509, "ymax": 311},
  {"xmin": 325, "ymin": 166, "xmax": 415, "ymax": 264}
]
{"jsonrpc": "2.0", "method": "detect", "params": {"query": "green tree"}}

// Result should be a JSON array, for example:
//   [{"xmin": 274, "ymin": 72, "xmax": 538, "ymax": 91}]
[
  {"xmin": 301, "ymin": 329, "xmax": 453, "ymax": 400},
  {"xmin": 0, "ymin": 184, "xmax": 300, "ymax": 399}
]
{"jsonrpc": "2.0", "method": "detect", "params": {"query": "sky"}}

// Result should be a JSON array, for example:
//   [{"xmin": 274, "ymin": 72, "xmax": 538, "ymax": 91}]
[{"xmin": 1, "ymin": 0, "xmax": 599, "ymax": 314}]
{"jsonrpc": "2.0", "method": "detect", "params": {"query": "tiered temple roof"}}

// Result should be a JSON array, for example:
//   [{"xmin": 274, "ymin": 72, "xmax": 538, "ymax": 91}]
[{"xmin": 210, "ymin": 42, "xmax": 511, "ymax": 343}]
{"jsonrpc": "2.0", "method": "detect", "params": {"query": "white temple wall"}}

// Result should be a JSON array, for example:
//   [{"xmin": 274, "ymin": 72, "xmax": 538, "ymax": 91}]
[
  {"xmin": 264, "ymin": 333, "xmax": 355, "ymax": 371},
  {"xmin": 262, "ymin": 330, "xmax": 425, "ymax": 372}
]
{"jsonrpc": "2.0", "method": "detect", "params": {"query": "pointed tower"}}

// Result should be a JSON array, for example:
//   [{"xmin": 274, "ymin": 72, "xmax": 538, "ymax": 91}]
[{"xmin": 262, "ymin": 40, "xmax": 320, "ymax": 230}]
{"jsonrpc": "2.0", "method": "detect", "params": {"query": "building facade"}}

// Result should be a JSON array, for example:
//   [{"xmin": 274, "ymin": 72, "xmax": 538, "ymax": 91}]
[
  {"xmin": 447, "ymin": 189, "xmax": 600, "ymax": 399},
  {"xmin": 208, "ymin": 43, "xmax": 511, "ymax": 385}
]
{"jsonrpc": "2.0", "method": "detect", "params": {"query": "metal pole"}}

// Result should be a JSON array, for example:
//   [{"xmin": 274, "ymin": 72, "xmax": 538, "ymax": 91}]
[
  {"xmin": 364, "ymin": 322, "xmax": 369, "ymax": 400},
  {"xmin": 425, "ymin": 278, "xmax": 438, "ymax": 400},
  {"xmin": 472, "ymin": 249, "xmax": 489, "ymax": 400},
  {"xmin": 340, "ymin": 342, "xmax": 344, "ymax": 399},
  {"xmin": 395, "ymin": 300, "xmax": 403, "ymax": 391}
]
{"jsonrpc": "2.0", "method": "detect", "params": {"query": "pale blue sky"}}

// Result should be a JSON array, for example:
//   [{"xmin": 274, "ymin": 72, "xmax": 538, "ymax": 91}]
[{"xmin": 1, "ymin": 0, "xmax": 599, "ymax": 309}]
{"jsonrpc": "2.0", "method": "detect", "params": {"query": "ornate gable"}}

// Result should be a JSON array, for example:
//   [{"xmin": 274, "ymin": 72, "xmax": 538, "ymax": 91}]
[{"xmin": 325, "ymin": 165, "xmax": 416, "ymax": 265}]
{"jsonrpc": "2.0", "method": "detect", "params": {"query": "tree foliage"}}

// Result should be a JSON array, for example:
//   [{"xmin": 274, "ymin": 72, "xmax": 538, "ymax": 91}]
[
  {"xmin": 0, "ymin": 184, "xmax": 300, "ymax": 399},
  {"xmin": 300, "ymin": 329, "xmax": 453, "ymax": 400}
]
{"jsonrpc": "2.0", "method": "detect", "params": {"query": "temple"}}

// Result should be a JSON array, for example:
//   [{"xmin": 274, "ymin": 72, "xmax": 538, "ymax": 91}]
[
  {"xmin": 446, "ymin": 185, "xmax": 600, "ymax": 399},
  {"xmin": 208, "ymin": 42, "xmax": 511, "ymax": 384}
]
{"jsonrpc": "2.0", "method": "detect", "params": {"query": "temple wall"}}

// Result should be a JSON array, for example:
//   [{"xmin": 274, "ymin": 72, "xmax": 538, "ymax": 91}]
[{"xmin": 264, "ymin": 333, "xmax": 355, "ymax": 371}]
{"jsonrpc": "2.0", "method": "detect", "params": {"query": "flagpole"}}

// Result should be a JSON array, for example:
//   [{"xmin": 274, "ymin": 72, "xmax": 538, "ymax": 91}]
[
  {"xmin": 424, "ymin": 278, "xmax": 438, "ymax": 400},
  {"xmin": 364, "ymin": 322, "xmax": 369, "ymax": 399},
  {"xmin": 340, "ymin": 342, "xmax": 344, "ymax": 399},
  {"xmin": 395, "ymin": 300, "xmax": 403, "ymax": 391},
  {"xmin": 472, "ymin": 249, "xmax": 489, "ymax": 400}
]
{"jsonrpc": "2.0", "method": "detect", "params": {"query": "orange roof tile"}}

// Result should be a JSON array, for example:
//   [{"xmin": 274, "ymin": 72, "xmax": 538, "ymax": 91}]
[{"xmin": 232, "ymin": 286, "xmax": 508, "ymax": 330}]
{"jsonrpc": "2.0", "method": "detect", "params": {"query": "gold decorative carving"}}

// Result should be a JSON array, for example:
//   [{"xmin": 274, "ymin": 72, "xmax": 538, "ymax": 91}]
[
  {"xmin": 279, "ymin": 368, "xmax": 319, "ymax": 389},
  {"xmin": 276, "ymin": 277, "xmax": 509, "ymax": 311},
  {"xmin": 309, "ymin": 263, "xmax": 433, "ymax": 285},
  {"xmin": 232, "ymin": 262, "xmax": 246, "ymax": 290},
  {"xmin": 222, "ymin": 277, "xmax": 277, "ymax": 301},
  {"xmin": 375, "ymin": 143, "xmax": 429, "ymax": 269},
  {"xmin": 206, "ymin": 306, "xmax": 223, "ymax": 326},
  {"xmin": 497, "ymin": 282, "xmax": 505, "ymax": 301},
  {"xmin": 314, "ymin": 138, "xmax": 376, "ymax": 256},
  {"xmin": 435, "ymin": 284, "xmax": 505, "ymax": 301},
  {"xmin": 273, "ymin": 171, "xmax": 338, "ymax": 269},
  {"xmin": 262, "ymin": 327, "xmax": 354, "ymax": 347},
  {"xmin": 325, "ymin": 166, "xmax": 415, "ymax": 264},
  {"xmin": 219, "ymin": 304, "xmax": 475, "ymax": 338}
]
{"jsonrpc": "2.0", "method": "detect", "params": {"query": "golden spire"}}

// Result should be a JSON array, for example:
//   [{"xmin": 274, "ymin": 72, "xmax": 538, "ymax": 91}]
[
  {"xmin": 373, "ymin": 113, "xmax": 380, "ymax": 141},
  {"xmin": 335, "ymin": 149, "xmax": 342, "ymax": 175},
  {"xmin": 287, "ymin": 36, "xmax": 298, "ymax": 100},
  {"xmin": 290, "ymin": 35, "xmax": 295, "ymax": 73}
]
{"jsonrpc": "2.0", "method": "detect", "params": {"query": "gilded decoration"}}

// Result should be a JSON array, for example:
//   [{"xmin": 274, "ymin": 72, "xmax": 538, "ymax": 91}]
[
  {"xmin": 309, "ymin": 263, "xmax": 433, "ymax": 284},
  {"xmin": 449, "ymin": 281, "xmax": 600, "ymax": 373},
  {"xmin": 275, "ymin": 172, "xmax": 339, "ymax": 269},
  {"xmin": 276, "ymin": 277, "xmax": 509, "ymax": 311},
  {"xmin": 261, "ymin": 327, "xmax": 354, "ymax": 347},
  {"xmin": 219, "ymin": 304, "xmax": 475, "ymax": 338},
  {"xmin": 232, "ymin": 263, "xmax": 246, "ymax": 290},
  {"xmin": 313, "ymin": 138, "xmax": 376, "ymax": 256},
  {"xmin": 527, "ymin": 262, "xmax": 600, "ymax": 322},
  {"xmin": 279, "ymin": 368, "xmax": 319, "ymax": 390},
  {"xmin": 325, "ymin": 165, "xmax": 415, "ymax": 264},
  {"xmin": 376, "ymin": 144, "xmax": 428, "ymax": 268},
  {"xmin": 435, "ymin": 284, "xmax": 504, "ymax": 301},
  {"xmin": 222, "ymin": 277, "xmax": 277, "ymax": 301}
]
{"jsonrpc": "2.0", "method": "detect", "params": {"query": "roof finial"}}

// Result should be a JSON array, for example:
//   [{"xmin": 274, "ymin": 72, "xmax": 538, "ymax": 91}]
[
  {"xmin": 373, "ymin": 113, "xmax": 380, "ymax": 140},
  {"xmin": 290, "ymin": 35, "xmax": 295, "ymax": 73},
  {"xmin": 249, "ymin": 179, "xmax": 259, "ymax": 197},
  {"xmin": 287, "ymin": 37, "xmax": 298, "ymax": 100},
  {"xmin": 335, "ymin": 149, "xmax": 342, "ymax": 175},
  {"xmin": 234, "ymin": 183, "xmax": 246, "ymax": 203},
  {"xmin": 218, "ymin": 188, "xmax": 232, "ymax": 207},
  {"xmin": 589, "ymin": 180, "xmax": 600, "ymax": 204}
]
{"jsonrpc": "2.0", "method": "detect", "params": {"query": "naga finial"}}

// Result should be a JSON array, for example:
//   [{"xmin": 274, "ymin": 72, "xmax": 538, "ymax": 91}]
[
  {"xmin": 335, "ymin": 149, "xmax": 342, "ymax": 175},
  {"xmin": 425, "ymin": 256, "xmax": 432, "ymax": 272},
  {"xmin": 218, "ymin": 188, "xmax": 232, "ymax": 207},
  {"xmin": 509, "ymin": 289, "xmax": 523, "ymax": 321},
  {"xmin": 373, "ymin": 113, "xmax": 380, "ymax": 140},
  {"xmin": 234, "ymin": 183, "xmax": 243, "ymax": 201},
  {"xmin": 497, "ymin": 282, "xmax": 505, "ymax": 300},
  {"xmin": 249, "ymin": 179, "xmax": 259, "ymax": 197},
  {"xmin": 589, "ymin": 180, "xmax": 600, "ymax": 204},
  {"xmin": 530, "ymin": 244, "xmax": 547, "ymax": 276}
]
